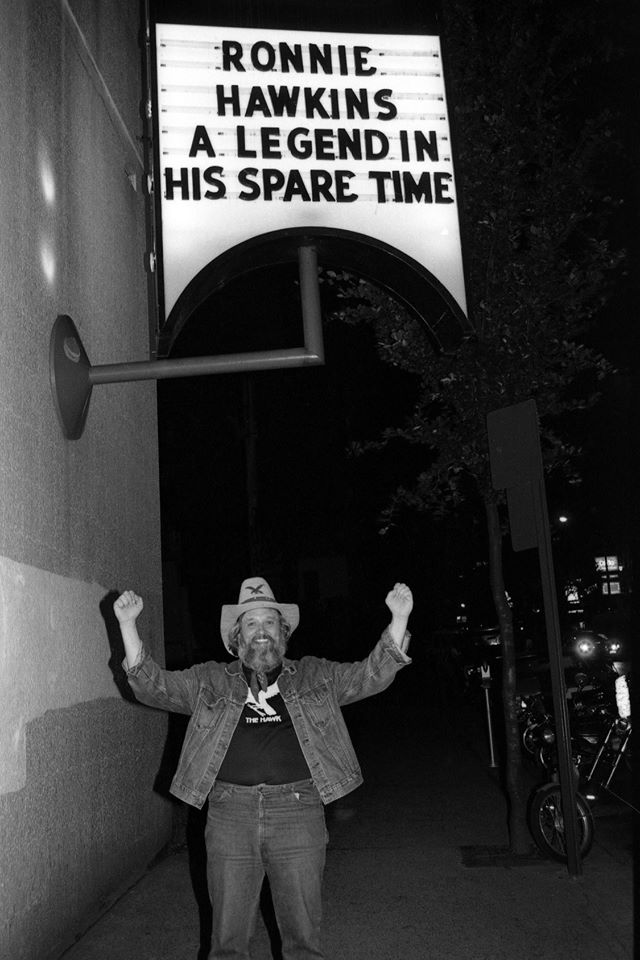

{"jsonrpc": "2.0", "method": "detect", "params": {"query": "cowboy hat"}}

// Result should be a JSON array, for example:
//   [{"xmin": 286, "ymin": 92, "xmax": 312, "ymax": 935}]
[{"xmin": 220, "ymin": 577, "xmax": 300, "ymax": 652}]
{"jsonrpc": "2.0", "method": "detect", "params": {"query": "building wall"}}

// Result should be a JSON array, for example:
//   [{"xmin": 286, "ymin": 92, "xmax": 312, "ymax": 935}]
[{"xmin": 0, "ymin": 2, "xmax": 172, "ymax": 958}]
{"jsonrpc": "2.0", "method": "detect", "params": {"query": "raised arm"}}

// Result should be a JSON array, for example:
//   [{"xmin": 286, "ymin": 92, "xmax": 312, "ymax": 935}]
[
  {"xmin": 113, "ymin": 590, "xmax": 145, "ymax": 668},
  {"xmin": 323, "ymin": 583, "xmax": 413, "ymax": 707},
  {"xmin": 385, "ymin": 582, "xmax": 413, "ymax": 654},
  {"xmin": 113, "ymin": 589, "xmax": 217, "ymax": 718}
]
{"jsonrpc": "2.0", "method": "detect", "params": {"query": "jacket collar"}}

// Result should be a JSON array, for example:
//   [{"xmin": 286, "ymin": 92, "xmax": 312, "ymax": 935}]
[{"xmin": 224, "ymin": 658, "xmax": 297, "ymax": 677}]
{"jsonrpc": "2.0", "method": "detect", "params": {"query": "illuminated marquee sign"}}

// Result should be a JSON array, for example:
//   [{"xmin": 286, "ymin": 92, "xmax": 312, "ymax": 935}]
[{"xmin": 154, "ymin": 23, "xmax": 467, "ymax": 321}]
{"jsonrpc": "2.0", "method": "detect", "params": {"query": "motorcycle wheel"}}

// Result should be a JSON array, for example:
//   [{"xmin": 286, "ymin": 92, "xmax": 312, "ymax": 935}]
[{"xmin": 528, "ymin": 783, "xmax": 594, "ymax": 862}]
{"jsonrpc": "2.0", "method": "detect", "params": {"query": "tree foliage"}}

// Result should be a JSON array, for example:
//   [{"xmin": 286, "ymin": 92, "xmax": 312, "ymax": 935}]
[{"xmin": 330, "ymin": 0, "xmax": 626, "ymax": 518}]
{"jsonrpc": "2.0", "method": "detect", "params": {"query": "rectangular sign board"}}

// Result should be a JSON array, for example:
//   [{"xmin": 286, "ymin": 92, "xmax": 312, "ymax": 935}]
[{"xmin": 154, "ymin": 23, "xmax": 467, "ymax": 322}]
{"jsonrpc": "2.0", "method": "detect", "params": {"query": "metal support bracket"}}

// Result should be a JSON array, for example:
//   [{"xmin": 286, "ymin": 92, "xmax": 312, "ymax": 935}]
[{"xmin": 50, "ymin": 245, "xmax": 325, "ymax": 440}]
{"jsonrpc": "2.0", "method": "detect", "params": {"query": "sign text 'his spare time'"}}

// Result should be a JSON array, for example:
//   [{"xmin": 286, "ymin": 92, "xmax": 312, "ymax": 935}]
[{"xmin": 155, "ymin": 25, "xmax": 467, "ymax": 319}]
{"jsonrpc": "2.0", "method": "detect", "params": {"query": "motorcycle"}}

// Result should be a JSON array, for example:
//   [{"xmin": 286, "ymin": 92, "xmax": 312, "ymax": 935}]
[
  {"xmin": 527, "ymin": 671, "xmax": 632, "ymax": 862},
  {"xmin": 519, "ymin": 626, "xmax": 625, "ymax": 774},
  {"xmin": 535, "ymin": 670, "xmax": 619, "ymax": 775}
]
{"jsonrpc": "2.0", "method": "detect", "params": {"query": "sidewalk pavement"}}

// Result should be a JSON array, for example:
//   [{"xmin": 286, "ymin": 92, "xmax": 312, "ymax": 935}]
[{"xmin": 60, "ymin": 692, "xmax": 634, "ymax": 960}]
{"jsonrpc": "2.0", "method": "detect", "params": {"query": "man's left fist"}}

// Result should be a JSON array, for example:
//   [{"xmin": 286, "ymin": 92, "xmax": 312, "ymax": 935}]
[{"xmin": 385, "ymin": 583, "xmax": 413, "ymax": 618}]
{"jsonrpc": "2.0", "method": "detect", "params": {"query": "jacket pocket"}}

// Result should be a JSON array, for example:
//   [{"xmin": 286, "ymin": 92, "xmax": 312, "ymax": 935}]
[
  {"xmin": 193, "ymin": 688, "xmax": 226, "ymax": 730},
  {"xmin": 300, "ymin": 681, "xmax": 333, "ymax": 729}
]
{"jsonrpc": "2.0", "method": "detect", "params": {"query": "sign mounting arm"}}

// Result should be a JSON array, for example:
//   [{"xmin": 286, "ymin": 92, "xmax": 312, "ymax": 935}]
[{"xmin": 50, "ymin": 245, "xmax": 324, "ymax": 440}]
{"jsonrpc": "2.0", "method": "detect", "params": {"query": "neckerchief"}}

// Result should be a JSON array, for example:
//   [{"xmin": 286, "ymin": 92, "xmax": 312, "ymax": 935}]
[{"xmin": 242, "ymin": 663, "xmax": 282, "ymax": 703}]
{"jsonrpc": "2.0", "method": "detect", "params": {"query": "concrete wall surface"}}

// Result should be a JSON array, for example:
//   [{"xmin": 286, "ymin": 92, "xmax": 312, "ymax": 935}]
[{"xmin": 0, "ymin": 2, "xmax": 173, "ymax": 958}]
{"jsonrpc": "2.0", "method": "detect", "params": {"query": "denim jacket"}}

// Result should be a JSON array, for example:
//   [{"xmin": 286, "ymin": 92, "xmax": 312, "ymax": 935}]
[{"xmin": 125, "ymin": 628, "xmax": 411, "ymax": 808}]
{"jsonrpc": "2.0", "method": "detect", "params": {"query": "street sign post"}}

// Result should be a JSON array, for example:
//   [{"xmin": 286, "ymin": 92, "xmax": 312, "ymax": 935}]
[{"xmin": 487, "ymin": 399, "xmax": 582, "ymax": 876}]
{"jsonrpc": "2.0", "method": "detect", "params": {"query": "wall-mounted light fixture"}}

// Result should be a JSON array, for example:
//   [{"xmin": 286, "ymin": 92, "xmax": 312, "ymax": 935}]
[{"xmin": 50, "ymin": 245, "xmax": 324, "ymax": 440}]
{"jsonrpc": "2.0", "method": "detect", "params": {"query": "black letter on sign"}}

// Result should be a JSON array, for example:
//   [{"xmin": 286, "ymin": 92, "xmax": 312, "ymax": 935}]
[
  {"xmin": 434, "ymin": 172, "xmax": 453, "ymax": 203},
  {"xmin": 368, "ymin": 171, "xmax": 391, "ymax": 202},
  {"xmin": 238, "ymin": 168, "xmax": 260, "ymax": 200},
  {"xmin": 402, "ymin": 171, "xmax": 433, "ymax": 203},
  {"xmin": 164, "ymin": 167, "xmax": 189, "ymax": 199},
  {"xmin": 415, "ymin": 130, "xmax": 439, "ymax": 162},
  {"xmin": 237, "ymin": 126, "xmax": 257, "ymax": 158},
  {"xmin": 335, "ymin": 170, "xmax": 358, "ymax": 202},
  {"xmin": 288, "ymin": 128, "xmax": 312, "ymax": 160},
  {"xmin": 252, "ymin": 42, "xmax": 276, "ymax": 71},
  {"xmin": 189, "ymin": 126, "xmax": 216, "ymax": 158},
  {"xmin": 261, "ymin": 127, "xmax": 282, "ymax": 159},
  {"xmin": 354, "ymin": 46, "xmax": 376, "ymax": 76},
  {"xmin": 222, "ymin": 41, "xmax": 245, "ymax": 71},
  {"xmin": 203, "ymin": 167, "xmax": 226, "ymax": 199},
  {"xmin": 374, "ymin": 90, "xmax": 396, "ymax": 120},
  {"xmin": 263, "ymin": 168, "xmax": 286, "ymax": 200}
]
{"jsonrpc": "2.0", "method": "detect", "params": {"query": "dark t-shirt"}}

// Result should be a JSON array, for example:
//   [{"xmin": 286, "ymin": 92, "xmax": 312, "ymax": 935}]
[{"xmin": 216, "ymin": 668, "xmax": 311, "ymax": 785}]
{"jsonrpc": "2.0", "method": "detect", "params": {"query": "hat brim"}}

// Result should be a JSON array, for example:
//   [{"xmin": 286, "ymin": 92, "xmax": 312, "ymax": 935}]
[{"xmin": 220, "ymin": 601, "xmax": 300, "ymax": 652}]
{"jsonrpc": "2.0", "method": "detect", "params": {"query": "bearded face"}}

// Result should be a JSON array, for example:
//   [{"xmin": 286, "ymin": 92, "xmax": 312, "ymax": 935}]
[{"xmin": 236, "ymin": 608, "xmax": 288, "ymax": 672}]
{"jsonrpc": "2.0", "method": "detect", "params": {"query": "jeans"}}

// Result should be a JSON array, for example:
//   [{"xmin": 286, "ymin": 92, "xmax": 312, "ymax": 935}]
[{"xmin": 205, "ymin": 779, "xmax": 328, "ymax": 959}]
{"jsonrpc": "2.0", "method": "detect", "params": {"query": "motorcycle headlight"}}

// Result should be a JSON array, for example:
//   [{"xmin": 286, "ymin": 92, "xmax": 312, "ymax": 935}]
[{"xmin": 575, "ymin": 636, "xmax": 596, "ymax": 657}]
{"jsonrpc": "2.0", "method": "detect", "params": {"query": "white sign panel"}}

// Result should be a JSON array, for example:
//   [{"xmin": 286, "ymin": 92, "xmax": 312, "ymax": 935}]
[{"xmin": 155, "ymin": 23, "xmax": 467, "ymax": 320}]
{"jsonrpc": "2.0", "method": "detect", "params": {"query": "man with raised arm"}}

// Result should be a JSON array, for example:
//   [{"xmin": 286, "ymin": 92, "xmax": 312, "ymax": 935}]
[{"xmin": 114, "ymin": 577, "xmax": 413, "ymax": 960}]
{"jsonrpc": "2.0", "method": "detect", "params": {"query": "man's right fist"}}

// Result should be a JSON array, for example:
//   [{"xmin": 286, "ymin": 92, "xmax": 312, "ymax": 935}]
[{"xmin": 114, "ymin": 590, "xmax": 143, "ymax": 623}]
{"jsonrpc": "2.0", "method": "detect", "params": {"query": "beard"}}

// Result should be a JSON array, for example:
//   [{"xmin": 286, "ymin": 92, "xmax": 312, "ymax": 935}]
[{"xmin": 238, "ymin": 633, "xmax": 287, "ymax": 673}]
